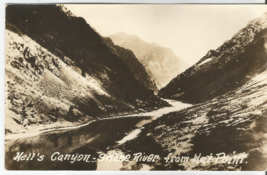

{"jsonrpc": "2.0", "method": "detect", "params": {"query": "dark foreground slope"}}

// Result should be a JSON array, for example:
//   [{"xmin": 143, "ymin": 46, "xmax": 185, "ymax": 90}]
[
  {"xmin": 5, "ymin": 5, "xmax": 169, "ymax": 134},
  {"xmin": 159, "ymin": 12, "xmax": 267, "ymax": 103},
  {"xmin": 109, "ymin": 32, "xmax": 187, "ymax": 89},
  {"xmin": 119, "ymin": 68, "xmax": 267, "ymax": 170}
]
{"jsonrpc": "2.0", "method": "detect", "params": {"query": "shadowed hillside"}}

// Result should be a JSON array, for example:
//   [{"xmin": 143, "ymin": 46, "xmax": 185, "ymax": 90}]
[
  {"xmin": 159, "ymin": 12, "xmax": 267, "ymax": 104},
  {"xmin": 103, "ymin": 37, "xmax": 158, "ymax": 92}
]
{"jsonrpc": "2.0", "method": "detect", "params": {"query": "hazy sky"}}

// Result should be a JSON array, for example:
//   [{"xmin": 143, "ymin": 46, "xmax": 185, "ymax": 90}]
[{"xmin": 65, "ymin": 5, "xmax": 267, "ymax": 66}]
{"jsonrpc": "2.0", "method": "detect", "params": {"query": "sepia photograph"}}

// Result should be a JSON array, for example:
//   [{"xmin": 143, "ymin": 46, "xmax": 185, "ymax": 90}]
[{"xmin": 4, "ymin": 4, "xmax": 267, "ymax": 171}]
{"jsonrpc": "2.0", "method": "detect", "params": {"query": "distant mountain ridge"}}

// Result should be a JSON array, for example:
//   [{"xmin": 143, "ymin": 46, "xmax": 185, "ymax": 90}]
[
  {"xmin": 109, "ymin": 32, "xmax": 187, "ymax": 89},
  {"xmin": 159, "ymin": 12, "xmax": 267, "ymax": 103}
]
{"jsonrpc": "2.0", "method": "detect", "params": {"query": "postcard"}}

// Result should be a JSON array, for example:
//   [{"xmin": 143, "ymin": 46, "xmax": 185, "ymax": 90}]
[{"xmin": 4, "ymin": 4, "xmax": 267, "ymax": 171}]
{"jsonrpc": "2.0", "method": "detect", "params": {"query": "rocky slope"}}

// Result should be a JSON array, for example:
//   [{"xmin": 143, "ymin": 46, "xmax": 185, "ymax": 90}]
[
  {"xmin": 5, "ymin": 5, "xmax": 169, "ymax": 135},
  {"xmin": 109, "ymin": 32, "xmax": 187, "ymax": 89},
  {"xmin": 159, "ymin": 12, "xmax": 267, "ymax": 103},
  {"xmin": 120, "ymin": 68, "xmax": 267, "ymax": 170}
]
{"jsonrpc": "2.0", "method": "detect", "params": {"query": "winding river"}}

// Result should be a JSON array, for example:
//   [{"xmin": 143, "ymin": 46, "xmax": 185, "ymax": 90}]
[{"xmin": 5, "ymin": 99, "xmax": 191, "ymax": 170}]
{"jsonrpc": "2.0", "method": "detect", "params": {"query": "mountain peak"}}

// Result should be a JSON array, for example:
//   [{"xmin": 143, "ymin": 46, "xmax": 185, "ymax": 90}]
[
  {"xmin": 111, "ymin": 32, "xmax": 141, "ymax": 41},
  {"xmin": 109, "ymin": 32, "xmax": 187, "ymax": 89}
]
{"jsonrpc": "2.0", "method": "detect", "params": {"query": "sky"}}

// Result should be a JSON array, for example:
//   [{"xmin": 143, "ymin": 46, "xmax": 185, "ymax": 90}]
[{"xmin": 65, "ymin": 5, "xmax": 267, "ymax": 66}]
